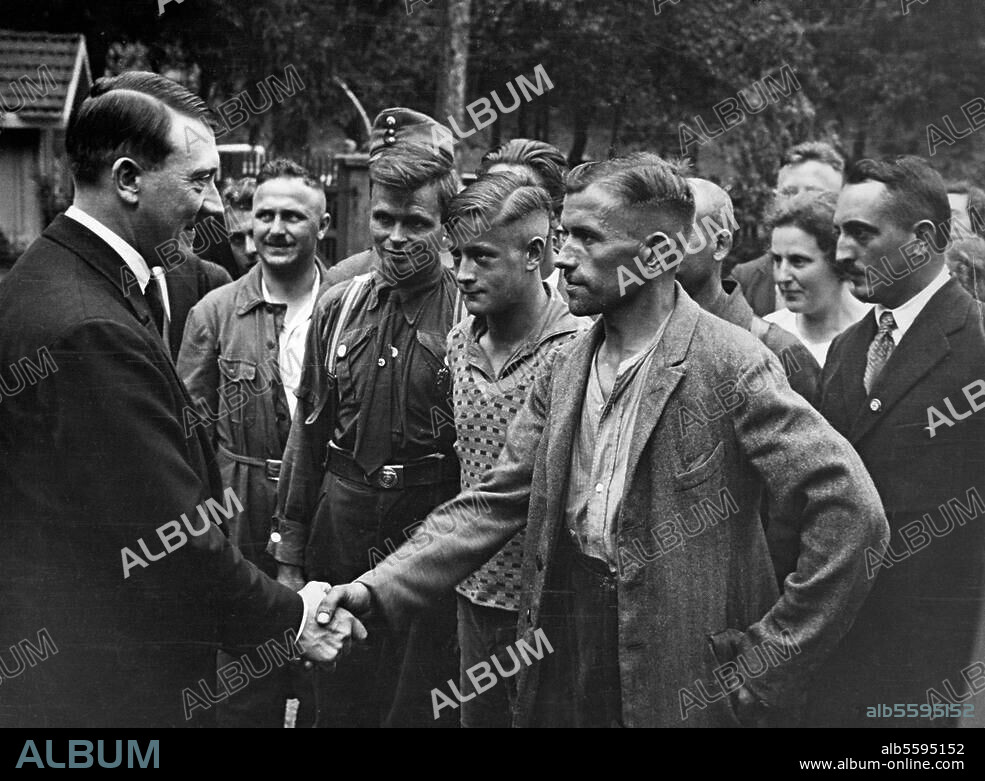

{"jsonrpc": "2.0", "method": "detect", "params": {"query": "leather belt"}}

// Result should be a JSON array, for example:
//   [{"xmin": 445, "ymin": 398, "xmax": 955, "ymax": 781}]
[
  {"xmin": 325, "ymin": 442, "xmax": 458, "ymax": 490},
  {"xmin": 218, "ymin": 444, "xmax": 282, "ymax": 482}
]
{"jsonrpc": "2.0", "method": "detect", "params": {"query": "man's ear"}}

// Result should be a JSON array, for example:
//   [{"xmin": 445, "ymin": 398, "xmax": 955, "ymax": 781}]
[
  {"xmin": 317, "ymin": 212, "xmax": 332, "ymax": 240},
  {"xmin": 641, "ymin": 230, "xmax": 675, "ymax": 271},
  {"xmin": 913, "ymin": 218, "xmax": 944, "ymax": 253},
  {"xmin": 525, "ymin": 235, "xmax": 546, "ymax": 271},
  {"xmin": 712, "ymin": 230, "xmax": 734, "ymax": 262},
  {"xmin": 112, "ymin": 158, "xmax": 142, "ymax": 206}
]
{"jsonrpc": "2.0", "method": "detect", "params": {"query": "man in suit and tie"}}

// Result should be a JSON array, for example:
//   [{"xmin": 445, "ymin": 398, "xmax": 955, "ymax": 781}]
[
  {"xmin": 804, "ymin": 156, "xmax": 985, "ymax": 727},
  {"xmin": 0, "ymin": 71, "xmax": 362, "ymax": 728},
  {"xmin": 317, "ymin": 153, "xmax": 888, "ymax": 727}
]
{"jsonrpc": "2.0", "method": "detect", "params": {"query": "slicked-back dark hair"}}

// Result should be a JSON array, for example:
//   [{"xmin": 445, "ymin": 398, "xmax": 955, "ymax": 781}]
[
  {"xmin": 256, "ymin": 158, "xmax": 322, "ymax": 193},
  {"xmin": 565, "ymin": 152, "xmax": 695, "ymax": 238},
  {"xmin": 446, "ymin": 171, "xmax": 552, "ymax": 234},
  {"xmin": 477, "ymin": 139, "xmax": 568, "ymax": 215},
  {"xmin": 67, "ymin": 70, "xmax": 214, "ymax": 185},
  {"xmin": 766, "ymin": 190, "xmax": 844, "ymax": 278},
  {"xmin": 782, "ymin": 141, "xmax": 845, "ymax": 173},
  {"xmin": 846, "ymin": 155, "xmax": 951, "ymax": 250},
  {"xmin": 369, "ymin": 141, "xmax": 461, "ymax": 221}
]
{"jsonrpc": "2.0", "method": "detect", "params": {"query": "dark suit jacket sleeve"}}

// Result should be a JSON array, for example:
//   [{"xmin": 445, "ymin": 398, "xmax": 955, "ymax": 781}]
[
  {"xmin": 356, "ymin": 346, "xmax": 559, "ymax": 625},
  {"xmin": 729, "ymin": 353, "xmax": 889, "ymax": 708},
  {"xmin": 177, "ymin": 300, "xmax": 220, "ymax": 446},
  {"xmin": 43, "ymin": 318, "xmax": 302, "ymax": 649},
  {"xmin": 198, "ymin": 258, "xmax": 233, "ymax": 292}
]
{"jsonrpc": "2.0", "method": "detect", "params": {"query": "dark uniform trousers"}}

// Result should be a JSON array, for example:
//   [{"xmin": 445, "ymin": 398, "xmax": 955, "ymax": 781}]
[{"xmin": 307, "ymin": 471, "xmax": 461, "ymax": 728}]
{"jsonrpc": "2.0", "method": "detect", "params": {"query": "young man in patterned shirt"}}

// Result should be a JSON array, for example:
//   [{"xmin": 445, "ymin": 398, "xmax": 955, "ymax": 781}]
[{"xmin": 445, "ymin": 171, "xmax": 588, "ymax": 727}]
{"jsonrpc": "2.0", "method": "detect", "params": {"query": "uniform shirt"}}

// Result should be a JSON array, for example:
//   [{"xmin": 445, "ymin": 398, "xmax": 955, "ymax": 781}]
[
  {"xmin": 449, "ymin": 285, "xmax": 587, "ymax": 611},
  {"xmin": 270, "ymin": 257, "xmax": 460, "ymax": 566},
  {"xmin": 565, "ymin": 308, "xmax": 673, "ymax": 568}
]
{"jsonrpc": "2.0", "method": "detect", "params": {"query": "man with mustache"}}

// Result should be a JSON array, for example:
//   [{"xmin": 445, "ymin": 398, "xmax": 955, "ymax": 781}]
[
  {"xmin": 445, "ymin": 171, "xmax": 587, "ymax": 727},
  {"xmin": 804, "ymin": 156, "xmax": 985, "ymax": 727},
  {"xmin": 268, "ymin": 108, "xmax": 464, "ymax": 727},
  {"xmin": 178, "ymin": 158, "xmax": 331, "ymax": 726},
  {"xmin": 316, "ymin": 153, "xmax": 889, "ymax": 727}
]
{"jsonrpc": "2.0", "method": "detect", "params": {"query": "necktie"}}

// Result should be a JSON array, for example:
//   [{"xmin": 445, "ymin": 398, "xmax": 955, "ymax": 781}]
[
  {"xmin": 863, "ymin": 311, "xmax": 897, "ymax": 394},
  {"xmin": 145, "ymin": 266, "xmax": 171, "ymax": 348},
  {"xmin": 353, "ymin": 296, "xmax": 396, "ymax": 475}
]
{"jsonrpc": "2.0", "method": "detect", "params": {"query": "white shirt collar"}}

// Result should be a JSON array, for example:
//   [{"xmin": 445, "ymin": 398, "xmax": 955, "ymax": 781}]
[
  {"xmin": 874, "ymin": 266, "xmax": 951, "ymax": 344},
  {"xmin": 64, "ymin": 205, "xmax": 151, "ymax": 293}
]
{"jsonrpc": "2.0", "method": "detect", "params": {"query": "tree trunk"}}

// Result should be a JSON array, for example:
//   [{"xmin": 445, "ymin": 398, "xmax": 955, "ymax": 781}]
[
  {"xmin": 437, "ymin": 0, "xmax": 472, "ymax": 168},
  {"xmin": 568, "ymin": 106, "xmax": 594, "ymax": 166}
]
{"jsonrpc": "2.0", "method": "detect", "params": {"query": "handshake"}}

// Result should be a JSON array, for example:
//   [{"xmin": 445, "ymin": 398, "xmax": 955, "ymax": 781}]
[{"xmin": 284, "ymin": 567, "xmax": 374, "ymax": 666}]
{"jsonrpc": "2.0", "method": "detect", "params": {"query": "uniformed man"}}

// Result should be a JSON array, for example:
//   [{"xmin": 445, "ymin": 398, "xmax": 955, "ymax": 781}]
[{"xmin": 268, "ymin": 108, "xmax": 463, "ymax": 727}]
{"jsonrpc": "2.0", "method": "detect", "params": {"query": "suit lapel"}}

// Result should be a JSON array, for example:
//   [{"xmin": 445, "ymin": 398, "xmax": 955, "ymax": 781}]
[
  {"xmin": 617, "ymin": 291, "xmax": 698, "ymax": 532},
  {"xmin": 45, "ymin": 215, "xmax": 159, "ymax": 339},
  {"xmin": 541, "ymin": 320, "xmax": 599, "ymax": 524},
  {"xmin": 849, "ymin": 280, "xmax": 966, "ymax": 443},
  {"xmin": 828, "ymin": 314, "xmax": 875, "ymax": 437}
]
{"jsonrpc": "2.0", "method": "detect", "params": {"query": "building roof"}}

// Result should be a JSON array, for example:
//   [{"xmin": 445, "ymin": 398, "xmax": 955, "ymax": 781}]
[{"xmin": 0, "ymin": 29, "xmax": 91, "ymax": 129}]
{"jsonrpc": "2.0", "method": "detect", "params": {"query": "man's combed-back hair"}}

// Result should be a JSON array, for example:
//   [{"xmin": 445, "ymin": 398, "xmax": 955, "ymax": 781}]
[
  {"xmin": 846, "ymin": 155, "xmax": 951, "ymax": 250},
  {"xmin": 766, "ymin": 190, "xmax": 844, "ymax": 277},
  {"xmin": 256, "ymin": 158, "xmax": 322, "ymax": 192},
  {"xmin": 782, "ymin": 141, "xmax": 845, "ymax": 173},
  {"xmin": 369, "ymin": 141, "xmax": 461, "ymax": 221},
  {"xmin": 565, "ymin": 152, "xmax": 695, "ymax": 237},
  {"xmin": 446, "ymin": 171, "xmax": 552, "ymax": 234},
  {"xmin": 67, "ymin": 71, "xmax": 215, "ymax": 185},
  {"xmin": 477, "ymin": 139, "xmax": 568, "ymax": 214}
]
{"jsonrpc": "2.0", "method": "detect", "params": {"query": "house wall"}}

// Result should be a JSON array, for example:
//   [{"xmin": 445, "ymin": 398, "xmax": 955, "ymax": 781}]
[{"xmin": 0, "ymin": 128, "xmax": 42, "ymax": 254}]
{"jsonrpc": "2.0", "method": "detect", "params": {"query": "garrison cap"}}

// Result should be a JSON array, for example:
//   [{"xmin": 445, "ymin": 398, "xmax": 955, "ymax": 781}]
[{"xmin": 369, "ymin": 107, "xmax": 455, "ymax": 167}]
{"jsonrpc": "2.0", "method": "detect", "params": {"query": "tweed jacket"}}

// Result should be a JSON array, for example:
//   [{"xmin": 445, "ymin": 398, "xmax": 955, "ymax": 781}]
[{"xmin": 361, "ymin": 285, "xmax": 889, "ymax": 727}]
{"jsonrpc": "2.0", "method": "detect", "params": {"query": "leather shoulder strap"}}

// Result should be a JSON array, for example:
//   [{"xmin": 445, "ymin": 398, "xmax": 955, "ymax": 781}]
[{"xmin": 326, "ymin": 274, "xmax": 371, "ymax": 376}]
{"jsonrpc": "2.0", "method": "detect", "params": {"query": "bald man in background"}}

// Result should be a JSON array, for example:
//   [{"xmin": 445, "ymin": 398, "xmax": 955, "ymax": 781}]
[{"xmin": 681, "ymin": 179, "xmax": 820, "ymax": 406}]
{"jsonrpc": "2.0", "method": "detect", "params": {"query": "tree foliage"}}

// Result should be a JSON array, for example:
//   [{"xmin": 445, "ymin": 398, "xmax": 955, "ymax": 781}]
[{"xmin": 5, "ymin": 0, "xmax": 985, "ymax": 232}]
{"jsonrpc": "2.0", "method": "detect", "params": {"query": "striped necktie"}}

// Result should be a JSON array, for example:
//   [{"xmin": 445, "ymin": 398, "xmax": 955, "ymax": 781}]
[{"xmin": 863, "ymin": 311, "xmax": 897, "ymax": 394}]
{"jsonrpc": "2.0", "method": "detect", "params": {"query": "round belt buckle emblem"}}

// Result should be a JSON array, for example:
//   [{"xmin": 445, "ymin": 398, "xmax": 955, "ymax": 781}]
[{"xmin": 379, "ymin": 466, "xmax": 399, "ymax": 488}]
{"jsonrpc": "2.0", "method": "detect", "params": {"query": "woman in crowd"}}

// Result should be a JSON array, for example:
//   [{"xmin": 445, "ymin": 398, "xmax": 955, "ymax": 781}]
[{"xmin": 764, "ymin": 190, "xmax": 870, "ymax": 366}]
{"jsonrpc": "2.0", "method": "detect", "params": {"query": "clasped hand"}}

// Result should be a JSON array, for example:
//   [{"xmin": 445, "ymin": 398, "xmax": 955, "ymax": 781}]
[{"xmin": 295, "ymin": 581, "xmax": 369, "ymax": 667}]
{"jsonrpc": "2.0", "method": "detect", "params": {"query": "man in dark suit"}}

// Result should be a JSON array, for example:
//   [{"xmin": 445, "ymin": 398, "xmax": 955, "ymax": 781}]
[
  {"xmin": 731, "ymin": 142, "xmax": 844, "ymax": 316},
  {"xmin": 805, "ymin": 156, "xmax": 985, "ymax": 727},
  {"xmin": 0, "ymin": 71, "xmax": 362, "ymax": 728},
  {"xmin": 317, "ymin": 154, "xmax": 888, "ymax": 727}
]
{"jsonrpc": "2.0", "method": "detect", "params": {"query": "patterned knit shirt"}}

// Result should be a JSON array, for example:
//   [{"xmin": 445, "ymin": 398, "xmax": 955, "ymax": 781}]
[{"xmin": 449, "ymin": 287, "xmax": 587, "ymax": 611}]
